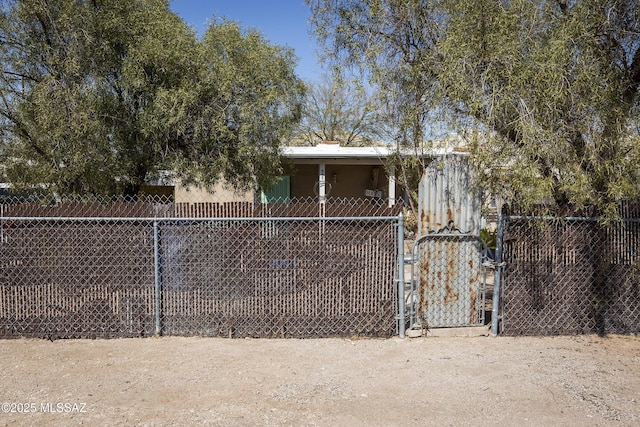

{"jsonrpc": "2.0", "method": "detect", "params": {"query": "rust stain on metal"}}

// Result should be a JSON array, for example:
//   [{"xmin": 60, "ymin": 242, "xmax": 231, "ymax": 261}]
[
  {"xmin": 419, "ymin": 252, "xmax": 432, "ymax": 310},
  {"xmin": 420, "ymin": 209, "xmax": 429, "ymax": 231},
  {"xmin": 469, "ymin": 288, "xmax": 478, "ymax": 320},
  {"xmin": 444, "ymin": 241, "xmax": 460, "ymax": 304},
  {"xmin": 468, "ymin": 259, "xmax": 476, "ymax": 284}
]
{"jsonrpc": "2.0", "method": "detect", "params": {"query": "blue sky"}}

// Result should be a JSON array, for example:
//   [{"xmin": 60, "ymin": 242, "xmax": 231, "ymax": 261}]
[{"xmin": 169, "ymin": 0, "xmax": 323, "ymax": 82}]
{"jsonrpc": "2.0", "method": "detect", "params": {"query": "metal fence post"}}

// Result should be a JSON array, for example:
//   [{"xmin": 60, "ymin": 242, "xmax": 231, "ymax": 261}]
[
  {"xmin": 491, "ymin": 212, "xmax": 505, "ymax": 336},
  {"xmin": 153, "ymin": 220, "xmax": 162, "ymax": 335},
  {"xmin": 397, "ymin": 212, "xmax": 406, "ymax": 338}
]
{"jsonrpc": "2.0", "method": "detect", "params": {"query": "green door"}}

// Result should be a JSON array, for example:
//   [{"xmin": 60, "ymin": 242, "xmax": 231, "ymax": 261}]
[{"xmin": 261, "ymin": 176, "xmax": 290, "ymax": 203}]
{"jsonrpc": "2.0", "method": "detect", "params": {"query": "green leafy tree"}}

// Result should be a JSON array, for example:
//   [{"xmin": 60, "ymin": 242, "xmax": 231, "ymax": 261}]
[
  {"xmin": 440, "ymin": 0, "xmax": 640, "ymax": 216},
  {"xmin": 169, "ymin": 20, "xmax": 304, "ymax": 192},
  {"xmin": 308, "ymin": 0, "xmax": 640, "ymax": 216},
  {"xmin": 0, "ymin": 0, "xmax": 304, "ymax": 196}
]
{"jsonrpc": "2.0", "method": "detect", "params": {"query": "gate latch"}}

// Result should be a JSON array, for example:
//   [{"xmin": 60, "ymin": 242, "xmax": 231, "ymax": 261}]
[{"xmin": 482, "ymin": 261, "xmax": 506, "ymax": 269}]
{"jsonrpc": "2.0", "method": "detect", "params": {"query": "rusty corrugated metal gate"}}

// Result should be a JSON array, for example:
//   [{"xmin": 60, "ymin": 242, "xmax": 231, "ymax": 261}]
[
  {"xmin": 410, "ymin": 233, "xmax": 489, "ymax": 328},
  {"xmin": 408, "ymin": 155, "xmax": 490, "ymax": 329}
]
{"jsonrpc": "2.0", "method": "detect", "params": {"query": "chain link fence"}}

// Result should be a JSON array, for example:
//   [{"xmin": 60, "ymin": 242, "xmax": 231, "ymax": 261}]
[
  {"xmin": 500, "ymin": 215, "xmax": 640, "ymax": 335},
  {"xmin": 0, "ymin": 195, "xmax": 402, "ymax": 339}
]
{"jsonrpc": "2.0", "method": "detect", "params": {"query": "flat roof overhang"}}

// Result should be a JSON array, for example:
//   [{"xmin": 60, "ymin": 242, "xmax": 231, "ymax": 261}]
[{"xmin": 280, "ymin": 145, "xmax": 453, "ymax": 165}]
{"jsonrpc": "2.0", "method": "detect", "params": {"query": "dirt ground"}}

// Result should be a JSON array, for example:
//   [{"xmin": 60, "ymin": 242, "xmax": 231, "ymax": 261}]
[{"xmin": 0, "ymin": 334, "xmax": 639, "ymax": 426}]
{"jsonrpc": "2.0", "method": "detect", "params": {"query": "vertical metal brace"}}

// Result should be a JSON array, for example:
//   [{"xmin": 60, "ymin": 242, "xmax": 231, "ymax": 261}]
[
  {"xmin": 397, "ymin": 213, "xmax": 406, "ymax": 338},
  {"xmin": 491, "ymin": 212, "xmax": 505, "ymax": 336},
  {"xmin": 153, "ymin": 220, "xmax": 162, "ymax": 335}
]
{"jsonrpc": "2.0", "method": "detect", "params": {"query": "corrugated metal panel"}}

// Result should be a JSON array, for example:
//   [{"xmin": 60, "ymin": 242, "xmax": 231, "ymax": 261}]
[
  {"xmin": 417, "ymin": 155, "xmax": 484, "ymax": 328},
  {"xmin": 418, "ymin": 155, "xmax": 481, "ymax": 235}
]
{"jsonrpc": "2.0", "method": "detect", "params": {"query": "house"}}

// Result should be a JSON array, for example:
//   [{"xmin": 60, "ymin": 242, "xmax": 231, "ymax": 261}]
[{"xmin": 175, "ymin": 141, "xmax": 452, "ymax": 209}]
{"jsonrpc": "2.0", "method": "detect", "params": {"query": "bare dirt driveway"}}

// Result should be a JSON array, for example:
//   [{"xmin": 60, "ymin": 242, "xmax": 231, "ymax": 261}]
[{"xmin": 0, "ymin": 334, "xmax": 638, "ymax": 426}]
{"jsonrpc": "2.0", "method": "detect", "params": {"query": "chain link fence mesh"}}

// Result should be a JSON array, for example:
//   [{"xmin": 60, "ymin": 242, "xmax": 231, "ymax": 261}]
[
  {"xmin": 500, "ymin": 216, "xmax": 640, "ymax": 335},
  {"xmin": 0, "ymin": 195, "xmax": 401, "ymax": 339}
]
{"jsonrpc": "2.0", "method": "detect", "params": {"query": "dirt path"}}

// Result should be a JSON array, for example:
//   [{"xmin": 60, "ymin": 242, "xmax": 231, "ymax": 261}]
[{"xmin": 0, "ymin": 334, "xmax": 638, "ymax": 426}]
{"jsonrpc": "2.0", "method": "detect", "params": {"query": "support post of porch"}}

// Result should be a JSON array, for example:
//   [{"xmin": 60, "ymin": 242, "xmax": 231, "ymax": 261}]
[
  {"xmin": 318, "ymin": 163, "xmax": 326, "ymax": 218},
  {"xmin": 318, "ymin": 163, "xmax": 326, "ymax": 204},
  {"xmin": 388, "ymin": 166, "xmax": 396, "ymax": 207}
]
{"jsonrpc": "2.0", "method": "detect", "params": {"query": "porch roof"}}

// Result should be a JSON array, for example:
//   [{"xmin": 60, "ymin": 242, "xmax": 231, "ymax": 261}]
[{"xmin": 281, "ymin": 143, "xmax": 451, "ymax": 161}]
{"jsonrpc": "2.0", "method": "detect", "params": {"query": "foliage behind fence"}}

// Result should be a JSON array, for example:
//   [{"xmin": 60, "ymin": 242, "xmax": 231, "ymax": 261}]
[{"xmin": 501, "ymin": 216, "xmax": 640, "ymax": 335}]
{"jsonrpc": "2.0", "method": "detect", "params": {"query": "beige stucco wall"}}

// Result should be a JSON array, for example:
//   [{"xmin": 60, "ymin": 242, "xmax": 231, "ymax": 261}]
[
  {"xmin": 288, "ymin": 164, "xmax": 315, "ymax": 198},
  {"xmin": 173, "ymin": 180, "xmax": 253, "ymax": 204}
]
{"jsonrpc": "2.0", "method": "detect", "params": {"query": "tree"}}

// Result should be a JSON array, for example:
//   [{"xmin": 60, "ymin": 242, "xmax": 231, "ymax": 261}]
[
  {"xmin": 294, "ymin": 71, "xmax": 382, "ymax": 146},
  {"xmin": 440, "ymin": 0, "xmax": 640, "ymax": 216},
  {"xmin": 0, "ymin": 0, "xmax": 304, "ymax": 196},
  {"xmin": 307, "ymin": 0, "xmax": 640, "ymax": 216},
  {"xmin": 155, "ymin": 18, "xmax": 305, "ymax": 193}
]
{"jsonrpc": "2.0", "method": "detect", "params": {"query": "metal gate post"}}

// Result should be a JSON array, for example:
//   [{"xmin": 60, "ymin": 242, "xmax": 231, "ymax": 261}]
[
  {"xmin": 153, "ymin": 220, "xmax": 162, "ymax": 335},
  {"xmin": 491, "ymin": 213, "xmax": 505, "ymax": 336},
  {"xmin": 397, "ymin": 213, "xmax": 406, "ymax": 338}
]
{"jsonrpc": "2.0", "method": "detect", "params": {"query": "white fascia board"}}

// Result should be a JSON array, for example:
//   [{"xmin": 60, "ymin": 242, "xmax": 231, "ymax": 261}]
[
  {"xmin": 280, "ymin": 145, "xmax": 452, "ymax": 160},
  {"xmin": 281, "ymin": 145, "xmax": 392, "ymax": 159}
]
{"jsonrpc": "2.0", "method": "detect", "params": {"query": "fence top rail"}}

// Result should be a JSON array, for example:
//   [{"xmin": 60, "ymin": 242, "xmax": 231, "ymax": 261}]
[
  {"xmin": 505, "ymin": 215, "xmax": 640, "ymax": 222},
  {"xmin": 0, "ymin": 215, "xmax": 402, "ymax": 222}
]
